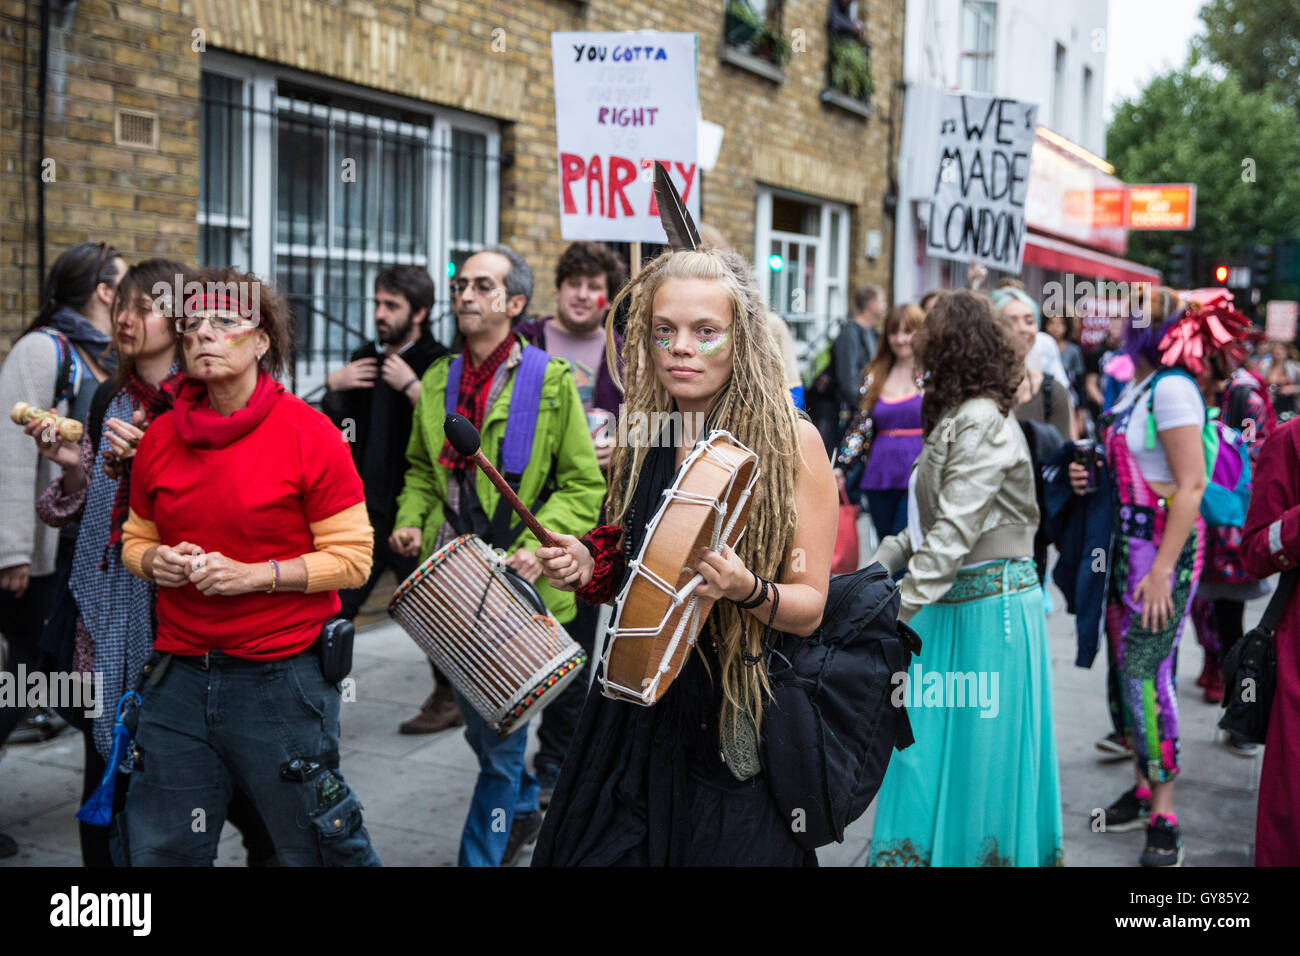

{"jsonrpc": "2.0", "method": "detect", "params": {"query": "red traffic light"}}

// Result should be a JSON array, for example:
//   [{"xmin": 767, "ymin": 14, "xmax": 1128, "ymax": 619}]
[{"xmin": 1214, "ymin": 264, "xmax": 1229, "ymax": 283}]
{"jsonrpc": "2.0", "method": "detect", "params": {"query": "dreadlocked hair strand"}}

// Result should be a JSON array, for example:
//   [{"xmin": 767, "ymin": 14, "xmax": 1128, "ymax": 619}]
[{"xmin": 602, "ymin": 248, "xmax": 802, "ymax": 738}]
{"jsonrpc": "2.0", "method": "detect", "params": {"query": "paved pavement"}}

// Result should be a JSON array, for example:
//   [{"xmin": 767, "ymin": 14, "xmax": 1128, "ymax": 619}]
[{"xmin": 0, "ymin": 531, "xmax": 1264, "ymax": 867}]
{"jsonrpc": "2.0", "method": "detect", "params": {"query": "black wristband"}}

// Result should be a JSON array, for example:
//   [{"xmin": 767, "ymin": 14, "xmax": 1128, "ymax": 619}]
[
  {"xmin": 403, "ymin": 377, "xmax": 419, "ymax": 393},
  {"xmin": 734, "ymin": 574, "xmax": 769, "ymax": 610}
]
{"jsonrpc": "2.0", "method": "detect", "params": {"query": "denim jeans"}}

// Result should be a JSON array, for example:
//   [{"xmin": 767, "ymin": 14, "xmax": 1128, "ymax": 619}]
[
  {"xmin": 452, "ymin": 686, "xmax": 538, "ymax": 867},
  {"xmin": 120, "ymin": 650, "xmax": 380, "ymax": 866}
]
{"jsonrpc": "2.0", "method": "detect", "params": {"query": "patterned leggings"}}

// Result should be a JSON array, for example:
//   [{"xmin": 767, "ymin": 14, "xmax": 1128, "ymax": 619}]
[{"xmin": 1105, "ymin": 527, "xmax": 1202, "ymax": 784}]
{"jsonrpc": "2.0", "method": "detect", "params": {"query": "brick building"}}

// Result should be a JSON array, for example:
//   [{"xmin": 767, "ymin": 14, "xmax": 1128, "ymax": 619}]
[{"xmin": 2, "ymin": 0, "xmax": 905, "ymax": 396}]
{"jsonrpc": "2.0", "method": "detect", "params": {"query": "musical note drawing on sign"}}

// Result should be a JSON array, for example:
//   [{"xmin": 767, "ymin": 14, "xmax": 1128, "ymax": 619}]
[{"xmin": 940, "ymin": 119, "xmax": 956, "ymax": 135}]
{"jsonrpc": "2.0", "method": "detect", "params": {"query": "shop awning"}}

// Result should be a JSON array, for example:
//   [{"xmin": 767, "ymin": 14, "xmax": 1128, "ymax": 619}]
[{"xmin": 1024, "ymin": 232, "xmax": 1161, "ymax": 284}]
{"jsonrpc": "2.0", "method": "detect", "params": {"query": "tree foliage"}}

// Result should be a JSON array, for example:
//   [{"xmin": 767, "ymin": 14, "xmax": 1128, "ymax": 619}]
[
  {"xmin": 1106, "ymin": 65, "xmax": 1300, "ymax": 277},
  {"xmin": 1199, "ymin": 0, "xmax": 1300, "ymax": 115}
]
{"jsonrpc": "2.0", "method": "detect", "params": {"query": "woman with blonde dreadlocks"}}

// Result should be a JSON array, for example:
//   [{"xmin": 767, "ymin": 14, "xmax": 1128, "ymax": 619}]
[{"xmin": 532, "ymin": 247, "xmax": 838, "ymax": 866}]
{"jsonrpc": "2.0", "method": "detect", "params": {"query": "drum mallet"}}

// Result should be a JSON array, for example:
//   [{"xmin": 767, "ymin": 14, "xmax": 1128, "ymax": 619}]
[
  {"xmin": 11, "ymin": 402, "xmax": 83, "ymax": 442},
  {"xmin": 444, "ymin": 413, "xmax": 557, "ymax": 548}
]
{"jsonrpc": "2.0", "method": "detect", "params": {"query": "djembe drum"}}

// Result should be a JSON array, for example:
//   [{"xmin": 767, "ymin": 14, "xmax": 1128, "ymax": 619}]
[
  {"xmin": 600, "ymin": 430, "xmax": 760, "ymax": 705},
  {"xmin": 388, "ymin": 534, "xmax": 587, "ymax": 735}
]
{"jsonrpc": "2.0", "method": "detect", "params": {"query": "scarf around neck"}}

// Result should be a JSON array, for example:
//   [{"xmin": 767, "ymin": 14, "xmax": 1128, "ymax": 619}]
[
  {"xmin": 47, "ymin": 305, "xmax": 118, "ymax": 375},
  {"xmin": 171, "ymin": 369, "xmax": 285, "ymax": 449}
]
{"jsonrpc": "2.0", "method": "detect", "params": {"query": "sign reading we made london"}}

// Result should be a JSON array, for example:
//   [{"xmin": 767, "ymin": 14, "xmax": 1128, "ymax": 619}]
[
  {"xmin": 907, "ymin": 88, "xmax": 1039, "ymax": 273},
  {"xmin": 551, "ymin": 31, "xmax": 700, "ymax": 243}
]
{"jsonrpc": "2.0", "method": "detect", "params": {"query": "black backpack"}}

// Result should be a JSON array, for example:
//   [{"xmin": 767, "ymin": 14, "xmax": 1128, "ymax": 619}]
[
  {"xmin": 1219, "ymin": 570, "xmax": 1292, "ymax": 743},
  {"xmin": 762, "ymin": 562, "xmax": 922, "ymax": 851}
]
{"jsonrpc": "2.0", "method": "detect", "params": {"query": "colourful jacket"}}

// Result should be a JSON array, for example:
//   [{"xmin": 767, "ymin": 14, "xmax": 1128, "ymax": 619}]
[{"xmin": 393, "ymin": 335, "xmax": 606, "ymax": 623}]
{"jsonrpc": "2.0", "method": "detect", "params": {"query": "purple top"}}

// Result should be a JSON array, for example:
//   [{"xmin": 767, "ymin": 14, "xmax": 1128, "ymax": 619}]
[{"xmin": 860, "ymin": 392, "xmax": 923, "ymax": 491}]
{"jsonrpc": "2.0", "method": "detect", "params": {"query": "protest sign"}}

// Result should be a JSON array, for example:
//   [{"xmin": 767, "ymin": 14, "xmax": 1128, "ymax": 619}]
[
  {"xmin": 551, "ymin": 31, "xmax": 699, "ymax": 242},
  {"xmin": 918, "ymin": 91, "xmax": 1038, "ymax": 272}
]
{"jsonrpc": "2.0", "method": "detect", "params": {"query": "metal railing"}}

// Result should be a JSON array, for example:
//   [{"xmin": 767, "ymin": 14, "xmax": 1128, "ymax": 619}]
[{"xmin": 199, "ymin": 77, "xmax": 498, "ymax": 396}]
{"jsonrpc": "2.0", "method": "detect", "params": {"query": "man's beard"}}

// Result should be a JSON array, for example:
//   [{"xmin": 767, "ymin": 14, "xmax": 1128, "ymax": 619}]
[
  {"xmin": 557, "ymin": 303, "xmax": 603, "ymax": 335},
  {"xmin": 378, "ymin": 314, "xmax": 413, "ymax": 346}
]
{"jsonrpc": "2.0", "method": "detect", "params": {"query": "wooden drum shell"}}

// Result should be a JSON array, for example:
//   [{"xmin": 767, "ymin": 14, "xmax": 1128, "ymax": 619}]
[{"xmin": 388, "ymin": 534, "xmax": 586, "ymax": 735}]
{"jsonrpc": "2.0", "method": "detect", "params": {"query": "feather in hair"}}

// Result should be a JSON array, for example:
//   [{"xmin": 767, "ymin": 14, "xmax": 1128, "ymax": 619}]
[{"xmin": 653, "ymin": 160, "xmax": 700, "ymax": 252}]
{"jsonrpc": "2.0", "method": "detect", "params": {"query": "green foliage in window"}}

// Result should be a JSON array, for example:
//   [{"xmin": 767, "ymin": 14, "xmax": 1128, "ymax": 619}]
[{"xmin": 830, "ymin": 35, "xmax": 874, "ymax": 102}]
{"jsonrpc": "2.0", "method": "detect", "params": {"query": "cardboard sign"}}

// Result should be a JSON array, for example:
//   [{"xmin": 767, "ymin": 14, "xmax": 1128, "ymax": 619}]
[
  {"xmin": 551, "ymin": 31, "xmax": 700, "ymax": 242},
  {"xmin": 1266, "ymin": 300, "xmax": 1298, "ymax": 343},
  {"xmin": 919, "ymin": 91, "xmax": 1038, "ymax": 273}
]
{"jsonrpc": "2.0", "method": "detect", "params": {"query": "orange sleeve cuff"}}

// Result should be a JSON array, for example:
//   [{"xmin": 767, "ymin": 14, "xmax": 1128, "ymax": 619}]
[
  {"xmin": 121, "ymin": 509, "xmax": 159, "ymax": 580},
  {"xmin": 302, "ymin": 501, "xmax": 374, "ymax": 594}
]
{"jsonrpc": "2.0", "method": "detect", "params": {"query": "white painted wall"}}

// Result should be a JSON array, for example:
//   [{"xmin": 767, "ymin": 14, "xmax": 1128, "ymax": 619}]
[
  {"xmin": 903, "ymin": 0, "xmax": 1109, "ymax": 153},
  {"xmin": 894, "ymin": 0, "xmax": 1110, "ymax": 303}
]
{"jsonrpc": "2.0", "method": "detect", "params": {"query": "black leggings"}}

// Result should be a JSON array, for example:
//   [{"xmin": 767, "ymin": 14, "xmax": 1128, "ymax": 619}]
[{"xmin": 1212, "ymin": 598, "xmax": 1245, "ymax": 662}]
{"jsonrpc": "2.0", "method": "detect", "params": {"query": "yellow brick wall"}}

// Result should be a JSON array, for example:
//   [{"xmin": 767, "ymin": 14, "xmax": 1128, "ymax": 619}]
[{"xmin": 2, "ymin": 0, "xmax": 905, "ymax": 352}]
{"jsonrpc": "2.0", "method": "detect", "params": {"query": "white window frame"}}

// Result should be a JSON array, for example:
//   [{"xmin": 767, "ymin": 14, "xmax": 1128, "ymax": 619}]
[
  {"xmin": 754, "ymin": 185, "xmax": 851, "ymax": 366},
  {"xmin": 198, "ymin": 51, "xmax": 500, "ymax": 394},
  {"xmin": 958, "ymin": 0, "xmax": 997, "ymax": 94}
]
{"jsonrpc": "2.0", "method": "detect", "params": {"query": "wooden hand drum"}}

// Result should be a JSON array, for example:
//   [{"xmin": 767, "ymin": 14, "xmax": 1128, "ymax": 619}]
[{"xmin": 601, "ymin": 430, "xmax": 760, "ymax": 705}]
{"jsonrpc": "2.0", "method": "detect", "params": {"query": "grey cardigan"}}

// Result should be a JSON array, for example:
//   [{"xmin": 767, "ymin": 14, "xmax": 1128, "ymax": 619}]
[
  {"xmin": 871, "ymin": 397, "xmax": 1039, "ymax": 622},
  {"xmin": 0, "ymin": 333, "xmax": 80, "ymax": 576}
]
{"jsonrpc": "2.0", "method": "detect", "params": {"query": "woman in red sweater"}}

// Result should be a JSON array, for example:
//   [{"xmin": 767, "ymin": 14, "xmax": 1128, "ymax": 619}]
[{"xmin": 119, "ymin": 267, "xmax": 380, "ymax": 866}]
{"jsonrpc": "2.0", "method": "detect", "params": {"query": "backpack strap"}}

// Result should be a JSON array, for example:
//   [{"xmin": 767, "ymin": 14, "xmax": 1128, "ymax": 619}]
[
  {"xmin": 443, "ymin": 344, "xmax": 554, "ymax": 548},
  {"xmin": 40, "ymin": 329, "xmax": 77, "ymax": 408},
  {"xmin": 1143, "ymin": 367, "xmax": 1200, "ymax": 451},
  {"xmin": 1041, "ymin": 371, "xmax": 1054, "ymax": 421},
  {"xmin": 501, "ymin": 345, "xmax": 550, "ymax": 483},
  {"xmin": 88, "ymin": 379, "xmax": 118, "ymax": 456}
]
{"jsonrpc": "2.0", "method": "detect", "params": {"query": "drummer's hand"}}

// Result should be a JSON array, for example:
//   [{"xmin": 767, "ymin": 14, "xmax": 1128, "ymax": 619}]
[
  {"xmin": 695, "ymin": 544, "xmax": 755, "ymax": 602},
  {"xmin": 507, "ymin": 548, "xmax": 543, "ymax": 584},
  {"xmin": 389, "ymin": 527, "xmax": 422, "ymax": 558},
  {"xmin": 537, "ymin": 533, "xmax": 593, "ymax": 592}
]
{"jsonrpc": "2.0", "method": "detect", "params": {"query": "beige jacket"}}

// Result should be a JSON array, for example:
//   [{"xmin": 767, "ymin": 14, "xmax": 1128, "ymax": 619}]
[{"xmin": 871, "ymin": 396, "xmax": 1038, "ymax": 622}]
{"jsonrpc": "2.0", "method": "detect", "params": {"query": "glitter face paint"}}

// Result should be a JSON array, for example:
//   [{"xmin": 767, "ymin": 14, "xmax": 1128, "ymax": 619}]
[
  {"xmin": 696, "ymin": 329, "xmax": 729, "ymax": 357},
  {"xmin": 653, "ymin": 329, "xmax": 672, "ymax": 351}
]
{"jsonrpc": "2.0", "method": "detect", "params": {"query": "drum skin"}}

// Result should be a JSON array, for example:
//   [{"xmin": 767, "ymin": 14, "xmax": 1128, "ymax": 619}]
[
  {"xmin": 388, "ymin": 534, "xmax": 587, "ymax": 735},
  {"xmin": 604, "ymin": 433, "xmax": 759, "ymax": 704}
]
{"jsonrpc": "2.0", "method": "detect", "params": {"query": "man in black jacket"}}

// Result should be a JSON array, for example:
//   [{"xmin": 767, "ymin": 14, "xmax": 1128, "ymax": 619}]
[{"xmin": 322, "ymin": 266, "xmax": 454, "ymax": 732}]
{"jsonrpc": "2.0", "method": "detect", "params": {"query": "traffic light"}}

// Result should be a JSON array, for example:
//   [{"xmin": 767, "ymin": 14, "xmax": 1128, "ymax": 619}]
[
  {"xmin": 1249, "ymin": 243, "xmax": 1272, "ymax": 288},
  {"xmin": 1168, "ymin": 243, "xmax": 1195, "ymax": 288},
  {"xmin": 1214, "ymin": 263, "xmax": 1229, "ymax": 284}
]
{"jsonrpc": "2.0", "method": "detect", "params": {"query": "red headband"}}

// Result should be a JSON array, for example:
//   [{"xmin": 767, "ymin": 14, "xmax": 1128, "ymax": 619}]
[{"xmin": 181, "ymin": 289, "xmax": 261, "ymax": 325}]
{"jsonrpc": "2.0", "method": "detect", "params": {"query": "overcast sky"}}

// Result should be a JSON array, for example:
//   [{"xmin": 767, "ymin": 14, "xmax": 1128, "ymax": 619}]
[{"xmin": 1104, "ymin": 0, "xmax": 1207, "ymax": 118}]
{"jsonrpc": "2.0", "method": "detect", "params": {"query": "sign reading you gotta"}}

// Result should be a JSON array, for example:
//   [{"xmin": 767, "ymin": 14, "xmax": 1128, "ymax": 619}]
[
  {"xmin": 925, "ymin": 92, "xmax": 1038, "ymax": 273},
  {"xmin": 551, "ymin": 31, "xmax": 700, "ymax": 242}
]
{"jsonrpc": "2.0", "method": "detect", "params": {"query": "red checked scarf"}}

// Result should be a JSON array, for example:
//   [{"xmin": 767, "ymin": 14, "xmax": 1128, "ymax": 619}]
[
  {"xmin": 437, "ymin": 335, "xmax": 515, "ymax": 472},
  {"xmin": 103, "ymin": 365, "xmax": 186, "ymax": 564}
]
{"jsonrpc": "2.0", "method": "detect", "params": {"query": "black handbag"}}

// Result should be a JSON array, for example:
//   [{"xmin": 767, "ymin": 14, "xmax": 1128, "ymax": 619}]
[{"xmin": 1219, "ymin": 569, "xmax": 1294, "ymax": 743}]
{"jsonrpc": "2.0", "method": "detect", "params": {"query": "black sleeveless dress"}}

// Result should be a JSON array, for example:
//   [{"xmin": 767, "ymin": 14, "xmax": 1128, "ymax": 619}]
[{"xmin": 531, "ymin": 441, "xmax": 815, "ymax": 867}]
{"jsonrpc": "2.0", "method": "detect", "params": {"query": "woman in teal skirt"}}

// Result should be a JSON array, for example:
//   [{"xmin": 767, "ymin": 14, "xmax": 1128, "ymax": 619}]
[{"xmin": 867, "ymin": 290, "xmax": 1064, "ymax": 867}]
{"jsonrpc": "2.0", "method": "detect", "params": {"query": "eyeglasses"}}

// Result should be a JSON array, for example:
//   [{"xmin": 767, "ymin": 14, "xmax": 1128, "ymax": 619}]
[
  {"xmin": 174, "ymin": 312, "xmax": 260, "ymax": 334},
  {"xmin": 449, "ymin": 277, "xmax": 501, "ymax": 298}
]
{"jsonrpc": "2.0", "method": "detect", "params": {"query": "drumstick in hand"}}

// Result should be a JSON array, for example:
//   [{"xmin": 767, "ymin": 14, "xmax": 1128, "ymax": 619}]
[{"xmin": 444, "ymin": 413, "xmax": 557, "ymax": 549}]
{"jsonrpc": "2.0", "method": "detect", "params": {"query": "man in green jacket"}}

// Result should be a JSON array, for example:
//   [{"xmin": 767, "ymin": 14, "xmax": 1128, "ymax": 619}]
[{"xmin": 390, "ymin": 244, "xmax": 604, "ymax": 866}]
